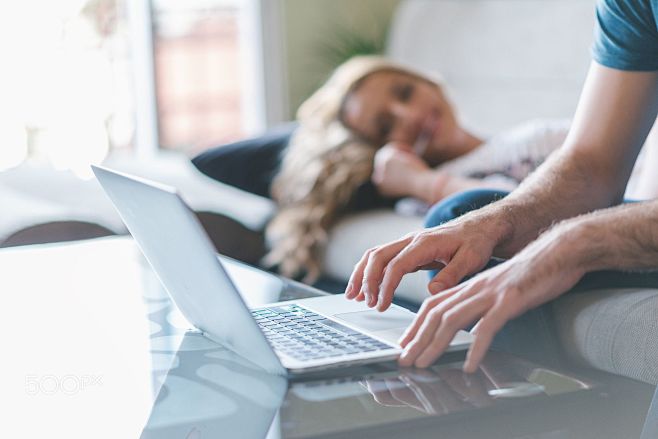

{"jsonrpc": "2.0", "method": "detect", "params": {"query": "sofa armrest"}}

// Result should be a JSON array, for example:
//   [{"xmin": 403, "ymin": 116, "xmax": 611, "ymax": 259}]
[{"xmin": 553, "ymin": 288, "xmax": 658, "ymax": 384}]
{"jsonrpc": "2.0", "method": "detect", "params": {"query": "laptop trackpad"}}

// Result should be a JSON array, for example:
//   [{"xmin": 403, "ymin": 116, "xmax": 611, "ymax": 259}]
[
  {"xmin": 334, "ymin": 309, "xmax": 414, "ymax": 346},
  {"xmin": 334, "ymin": 308, "xmax": 414, "ymax": 332}
]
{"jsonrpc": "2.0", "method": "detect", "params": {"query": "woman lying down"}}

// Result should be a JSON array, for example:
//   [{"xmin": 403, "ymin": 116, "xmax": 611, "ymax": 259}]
[{"xmin": 193, "ymin": 55, "xmax": 648, "ymax": 284}]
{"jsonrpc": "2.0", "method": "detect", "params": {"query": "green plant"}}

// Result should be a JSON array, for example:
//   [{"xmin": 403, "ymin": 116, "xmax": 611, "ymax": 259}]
[{"xmin": 319, "ymin": 14, "xmax": 392, "ymax": 71}]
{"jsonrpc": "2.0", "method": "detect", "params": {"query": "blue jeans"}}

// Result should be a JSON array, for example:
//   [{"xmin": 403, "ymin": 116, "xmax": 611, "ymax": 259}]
[{"xmin": 425, "ymin": 189, "xmax": 658, "ymax": 436}]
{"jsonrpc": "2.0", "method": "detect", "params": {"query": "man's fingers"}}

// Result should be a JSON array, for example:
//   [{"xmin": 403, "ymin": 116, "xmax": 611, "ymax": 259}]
[
  {"xmin": 413, "ymin": 295, "xmax": 490, "ymax": 368},
  {"xmin": 398, "ymin": 311, "xmax": 443, "ymax": 367},
  {"xmin": 398, "ymin": 287, "xmax": 478, "ymax": 366},
  {"xmin": 363, "ymin": 240, "xmax": 411, "ymax": 308},
  {"xmin": 398, "ymin": 288, "xmax": 459, "ymax": 347},
  {"xmin": 345, "ymin": 249, "xmax": 371, "ymax": 300},
  {"xmin": 428, "ymin": 248, "xmax": 486, "ymax": 294},
  {"xmin": 347, "ymin": 237, "xmax": 411, "ymax": 304},
  {"xmin": 376, "ymin": 236, "xmax": 448, "ymax": 311},
  {"xmin": 463, "ymin": 303, "xmax": 509, "ymax": 373}
]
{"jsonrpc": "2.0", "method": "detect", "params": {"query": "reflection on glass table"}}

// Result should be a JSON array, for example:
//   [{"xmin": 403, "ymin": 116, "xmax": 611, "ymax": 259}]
[
  {"xmin": 359, "ymin": 355, "xmax": 591, "ymax": 416},
  {"xmin": 143, "ymin": 324, "xmax": 606, "ymax": 439},
  {"xmin": 283, "ymin": 351, "xmax": 602, "ymax": 439},
  {"xmin": 140, "ymin": 332, "xmax": 287, "ymax": 439}
]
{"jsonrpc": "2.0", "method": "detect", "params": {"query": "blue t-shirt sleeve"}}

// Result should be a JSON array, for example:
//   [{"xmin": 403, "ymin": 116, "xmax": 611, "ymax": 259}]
[{"xmin": 592, "ymin": 0, "xmax": 658, "ymax": 71}]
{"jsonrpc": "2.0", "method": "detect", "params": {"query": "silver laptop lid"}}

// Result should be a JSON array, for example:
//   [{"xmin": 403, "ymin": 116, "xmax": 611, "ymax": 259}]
[{"xmin": 92, "ymin": 165, "xmax": 285, "ymax": 376}]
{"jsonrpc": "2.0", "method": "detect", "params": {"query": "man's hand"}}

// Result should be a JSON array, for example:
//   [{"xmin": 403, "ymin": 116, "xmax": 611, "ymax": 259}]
[
  {"xmin": 344, "ymin": 207, "xmax": 513, "ymax": 311},
  {"xmin": 398, "ymin": 223, "xmax": 586, "ymax": 373}
]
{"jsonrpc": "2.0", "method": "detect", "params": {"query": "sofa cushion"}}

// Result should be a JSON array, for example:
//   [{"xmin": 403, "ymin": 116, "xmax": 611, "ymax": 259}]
[
  {"xmin": 553, "ymin": 288, "xmax": 658, "ymax": 384},
  {"xmin": 192, "ymin": 123, "xmax": 296, "ymax": 198}
]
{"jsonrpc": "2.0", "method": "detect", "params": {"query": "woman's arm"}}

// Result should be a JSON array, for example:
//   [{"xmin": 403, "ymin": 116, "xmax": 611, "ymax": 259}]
[
  {"xmin": 372, "ymin": 145, "xmax": 515, "ymax": 204},
  {"xmin": 415, "ymin": 171, "xmax": 515, "ymax": 204}
]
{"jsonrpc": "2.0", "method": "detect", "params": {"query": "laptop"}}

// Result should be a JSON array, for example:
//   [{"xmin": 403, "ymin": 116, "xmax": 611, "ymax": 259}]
[{"xmin": 92, "ymin": 165, "xmax": 473, "ymax": 375}]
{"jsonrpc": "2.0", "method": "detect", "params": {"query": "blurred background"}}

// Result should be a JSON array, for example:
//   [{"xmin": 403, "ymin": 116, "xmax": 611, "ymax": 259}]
[
  {"xmin": 0, "ymin": 0, "xmax": 598, "ymax": 249},
  {"xmin": 0, "ymin": 0, "xmax": 397, "ymax": 178}
]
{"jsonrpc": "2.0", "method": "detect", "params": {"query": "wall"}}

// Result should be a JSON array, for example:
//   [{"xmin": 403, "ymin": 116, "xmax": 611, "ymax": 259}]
[
  {"xmin": 385, "ymin": 0, "xmax": 596, "ymax": 135},
  {"xmin": 281, "ymin": 0, "xmax": 400, "ymax": 119}
]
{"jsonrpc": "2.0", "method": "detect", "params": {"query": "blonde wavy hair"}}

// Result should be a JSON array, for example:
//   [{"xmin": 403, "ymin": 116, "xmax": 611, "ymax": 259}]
[{"xmin": 264, "ymin": 55, "xmax": 442, "ymax": 283}]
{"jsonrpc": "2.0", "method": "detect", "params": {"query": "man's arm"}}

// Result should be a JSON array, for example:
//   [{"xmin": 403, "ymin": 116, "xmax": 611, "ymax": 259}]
[
  {"xmin": 345, "ymin": 63, "xmax": 658, "ymax": 312},
  {"xmin": 494, "ymin": 62, "xmax": 658, "ymax": 256},
  {"xmin": 564, "ymin": 200, "xmax": 658, "ymax": 273}
]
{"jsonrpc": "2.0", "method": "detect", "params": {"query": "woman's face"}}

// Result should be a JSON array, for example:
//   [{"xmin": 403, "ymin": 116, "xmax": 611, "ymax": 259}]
[{"xmin": 341, "ymin": 70, "xmax": 459, "ymax": 159}]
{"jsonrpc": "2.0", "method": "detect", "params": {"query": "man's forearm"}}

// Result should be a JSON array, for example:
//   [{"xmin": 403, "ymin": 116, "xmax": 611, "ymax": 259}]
[
  {"xmin": 556, "ymin": 199, "xmax": 658, "ymax": 273},
  {"xmin": 490, "ymin": 146, "xmax": 627, "ymax": 257},
  {"xmin": 484, "ymin": 64, "xmax": 658, "ymax": 258}
]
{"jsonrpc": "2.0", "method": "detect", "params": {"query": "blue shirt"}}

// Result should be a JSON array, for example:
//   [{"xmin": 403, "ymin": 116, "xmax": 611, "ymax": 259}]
[{"xmin": 592, "ymin": 0, "xmax": 658, "ymax": 71}]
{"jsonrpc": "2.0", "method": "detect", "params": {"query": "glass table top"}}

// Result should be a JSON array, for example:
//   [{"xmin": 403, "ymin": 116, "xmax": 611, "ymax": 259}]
[{"xmin": 4, "ymin": 237, "xmax": 654, "ymax": 438}]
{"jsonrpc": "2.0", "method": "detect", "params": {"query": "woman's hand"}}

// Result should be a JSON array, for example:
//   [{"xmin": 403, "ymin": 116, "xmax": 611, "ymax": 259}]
[
  {"xmin": 372, "ymin": 143, "xmax": 434, "ymax": 200},
  {"xmin": 372, "ymin": 143, "xmax": 493, "ymax": 204},
  {"xmin": 398, "ymin": 223, "xmax": 586, "ymax": 373}
]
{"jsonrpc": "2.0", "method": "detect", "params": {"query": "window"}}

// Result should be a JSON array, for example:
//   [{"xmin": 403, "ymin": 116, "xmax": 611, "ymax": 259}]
[
  {"xmin": 0, "ymin": 0, "xmax": 135, "ymax": 177},
  {"xmin": 1, "ymin": 0, "xmax": 282, "ymax": 175},
  {"xmin": 152, "ymin": 0, "xmax": 245, "ymax": 156}
]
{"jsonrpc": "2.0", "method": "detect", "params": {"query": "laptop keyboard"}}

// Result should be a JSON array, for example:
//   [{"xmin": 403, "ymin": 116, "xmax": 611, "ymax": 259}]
[{"xmin": 251, "ymin": 304, "xmax": 392, "ymax": 362}]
